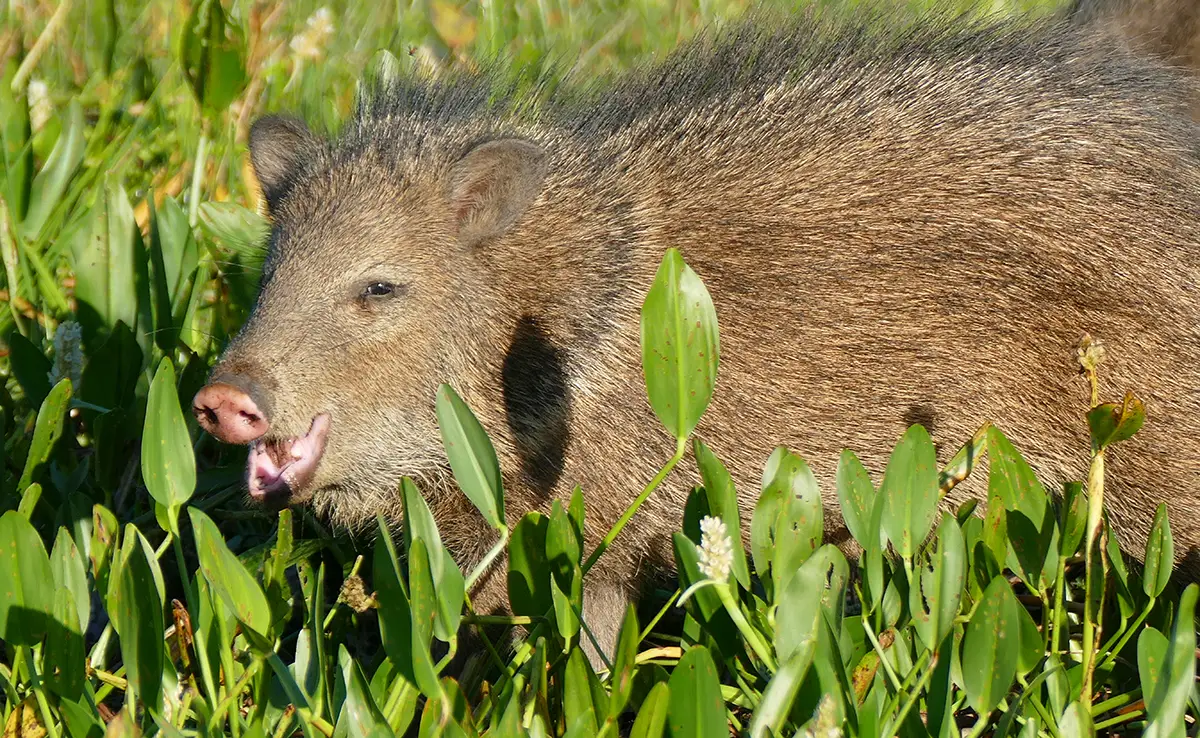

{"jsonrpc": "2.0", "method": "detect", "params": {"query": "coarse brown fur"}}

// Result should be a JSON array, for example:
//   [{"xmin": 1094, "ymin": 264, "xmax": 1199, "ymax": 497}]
[
  {"xmin": 1068, "ymin": 0, "xmax": 1200, "ymax": 117},
  {"xmin": 210, "ymin": 7, "xmax": 1200, "ymax": 662}
]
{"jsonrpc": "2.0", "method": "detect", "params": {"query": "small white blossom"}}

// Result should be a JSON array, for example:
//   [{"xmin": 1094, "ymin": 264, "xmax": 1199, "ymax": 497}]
[
  {"xmin": 697, "ymin": 515, "xmax": 733, "ymax": 583},
  {"xmin": 27, "ymin": 79, "xmax": 51, "ymax": 133},
  {"xmin": 48, "ymin": 320, "xmax": 83, "ymax": 390},
  {"xmin": 289, "ymin": 7, "xmax": 335, "ymax": 61}
]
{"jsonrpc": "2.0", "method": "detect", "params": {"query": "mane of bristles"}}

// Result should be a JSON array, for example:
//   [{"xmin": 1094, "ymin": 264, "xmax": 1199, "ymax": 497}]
[{"xmin": 328, "ymin": 3, "xmax": 1191, "ymax": 166}]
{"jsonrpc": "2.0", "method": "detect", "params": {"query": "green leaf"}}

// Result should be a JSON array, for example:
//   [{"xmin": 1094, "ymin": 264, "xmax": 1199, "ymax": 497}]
[
  {"xmin": 196, "ymin": 201, "xmax": 268, "ymax": 269},
  {"xmin": 777, "ymin": 546, "xmax": 843, "ymax": 664},
  {"xmin": 72, "ymin": 180, "xmax": 143, "ymax": 346},
  {"xmin": 880, "ymin": 424, "xmax": 939, "ymax": 559},
  {"xmin": 547, "ymin": 499, "xmax": 582, "ymax": 584},
  {"xmin": 373, "ymin": 520, "xmax": 441, "ymax": 700},
  {"xmin": 400, "ymin": 478, "xmax": 463, "ymax": 641},
  {"xmin": 986, "ymin": 427, "xmax": 1047, "ymax": 523},
  {"xmin": 628, "ymin": 682, "xmax": 669, "ymax": 738},
  {"xmin": 1058, "ymin": 701, "xmax": 1094, "ymax": 738},
  {"xmin": 1059, "ymin": 482, "xmax": 1087, "ymax": 558},
  {"xmin": 1144, "ymin": 584, "xmax": 1197, "ymax": 738},
  {"xmin": 1143, "ymin": 503, "xmax": 1174, "ymax": 599},
  {"xmin": 1138, "ymin": 626, "xmax": 1169, "ymax": 715},
  {"xmin": 507, "ymin": 512, "xmax": 551, "ymax": 617},
  {"xmin": 22, "ymin": 100, "xmax": 86, "ymax": 241},
  {"xmin": 339, "ymin": 644, "xmax": 395, "ymax": 738},
  {"xmin": 19, "ymin": 377, "xmax": 72, "ymax": 491},
  {"xmin": 961, "ymin": 576, "xmax": 1020, "ymax": 717},
  {"xmin": 608, "ymin": 606, "xmax": 640, "ymax": 718},
  {"xmin": 142, "ymin": 358, "xmax": 196, "ymax": 533},
  {"xmin": 1014, "ymin": 596, "xmax": 1042, "ymax": 677},
  {"xmin": 564, "ymin": 648, "xmax": 599, "ymax": 737},
  {"xmin": 747, "ymin": 647, "xmax": 814, "ymax": 738},
  {"xmin": 189, "ymin": 507, "xmax": 273, "ymax": 644},
  {"xmin": 836, "ymin": 449, "xmax": 880, "ymax": 551},
  {"xmin": 154, "ymin": 197, "xmax": 200, "ymax": 320},
  {"xmin": 910, "ymin": 515, "xmax": 965, "ymax": 651},
  {"xmin": 179, "ymin": 0, "xmax": 248, "ymax": 115},
  {"xmin": 667, "ymin": 646, "xmax": 726, "ymax": 738},
  {"xmin": 435, "ymin": 384, "xmax": 504, "ymax": 529},
  {"xmin": 640, "ymin": 247, "xmax": 719, "ymax": 440},
  {"xmin": 693, "ymin": 439, "xmax": 750, "ymax": 589},
  {"xmin": 7, "ymin": 330, "xmax": 52, "ymax": 407},
  {"xmin": 754, "ymin": 446, "xmax": 823, "ymax": 595},
  {"xmin": 107, "ymin": 525, "xmax": 165, "ymax": 713},
  {"xmin": 2, "ymin": 53, "xmax": 32, "ymax": 221},
  {"xmin": 45, "ymin": 584, "xmax": 85, "ymax": 700},
  {"xmin": 59, "ymin": 696, "xmax": 105, "ymax": 738},
  {"xmin": 1086, "ymin": 392, "xmax": 1145, "ymax": 451},
  {"xmin": 51, "ymin": 527, "xmax": 90, "ymax": 634},
  {"xmin": 0, "ymin": 510, "xmax": 53, "ymax": 644},
  {"xmin": 551, "ymin": 570, "xmax": 582, "ymax": 641}
]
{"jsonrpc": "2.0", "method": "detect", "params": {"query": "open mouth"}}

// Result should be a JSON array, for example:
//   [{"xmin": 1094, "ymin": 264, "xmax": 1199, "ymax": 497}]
[{"xmin": 248, "ymin": 414, "xmax": 331, "ymax": 506}]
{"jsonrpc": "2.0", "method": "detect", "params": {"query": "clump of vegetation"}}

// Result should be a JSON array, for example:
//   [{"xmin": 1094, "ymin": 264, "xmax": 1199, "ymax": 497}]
[{"xmin": 2, "ymin": 1, "xmax": 1194, "ymax": 736}]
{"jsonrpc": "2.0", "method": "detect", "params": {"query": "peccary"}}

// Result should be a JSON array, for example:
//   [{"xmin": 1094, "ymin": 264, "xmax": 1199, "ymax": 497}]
[
  {"xmin": 193, "ymin": 8, "xmax": 1200, "ymax": 661},
  {"xmin": 1067, "ymin": 0, "xmax": 1200, "ymax": 116}
]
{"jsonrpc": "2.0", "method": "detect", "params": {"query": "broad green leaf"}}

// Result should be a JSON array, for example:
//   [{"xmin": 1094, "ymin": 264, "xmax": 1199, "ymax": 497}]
[
  {"xmin": 608, "ymin": 606, "xmax": 641, "ymax": 718},
  {"xmin": 22, "ymin": 100, "xmax": 86, "ymax": 241},
  {"xmin": 551, "ymin": 571, "xmax": 581, "ymax": 641},
  {"xmin": 1143, "ymin": 503, "xmax": 1174, "ymax": 599},
  {"xmin": 667, "ymin": 646, "xmax": 726, "ymax": 738},
  {"xmin": 435, "ymin": 384, "xmax": 504, "ymax": 529},
  {"xmin": 154, "ymin": 197, "xmax": 199, "ymax": 320},
  {"xmin": 1005, "ymin": 509, "xmax": 1058, "ymax": 594},
  {"xmin": 836, "ymin": 449, "xmax": 880, "ymax": 550},
  {"xmin": 0, "ymin": 510, "xmax": 53, "ymax": 644},
  {"xmin": 400, "ymin": 478, "xmax": 463, "ymax": 640},
  {"xmin": 694, "ymin": 438, "xmax": 750, "ymax": 588},
  {"xmin": 1086, "ymin": 392, "xmax": 1145, "ymax": 451},
  {"xmin": 90, "ymin": 503, "xmax": 119, "ymax": 593},
  {"xmin": 507, "ymin": 512, "xmax": 552, "ymax": 617},
  {"xmin": 778, "ymin": 545, "xmax": 846, "ymax": 664},
  {"xmin": 196, "ymin": 201, "xmax": 268, "ymax": 269},
  {"xmin": 748, "ymin": 644, "xmax": 815, "ymax": 738},
  {"xmin": 565, "ymin": 648, "xmax": 599, "ymax": 737},
  {"xmin": 547, "ymin": 499, "xmax": 582, "ymax": 586},
  {"xmin": 986, "ymin": 427, "xmax": 1047, "ymax": 522},
  {"xmin": 1144, "ymin": 584, "xmax": 1197, "ymax": 738},
  {"xmin": 1059, "ymin": 482, "xmax": 1087, "ymax": 557},
  {"xmin": 2, "ymin": 53, "xmax": 32, "ymax": 220},
  {"xmin": 628, "ymin": 682, "xmax": 669, "ymax": 738},
  {"xmin": 179, "ymin": 0, "xmax": 248, "ymax": 115},
  {"xmin": 59, "ymin": 696, "xmax": 105, "ymax": 738},
  {"xmin": 373, "ymin": 520, "xmax": 441, "ymax": 700},
  {"xmin": 84, "ymin": 0, "xmax": 118, "ymax": 77},
  {"xmin": 755, "ymin": 447, "xmax": 823, "ymax": 595},
  {"xmin": 8, "ymin": 329, "xmax": 52, "ymax": 406},
  {"xmin": 19, "ymin": 377, "xmax": 72, "ymax": 491},
  {"xmin": 1014, "ymin": 596, "xmax": 1042, "ymax": 677},
  {"xmin": 1138, "ymin": 626, "xmax": 1169, "ymax": 717},
  {"xmin": 45, "ymin": 585, "xmax": 85, "ymax": 700},
  {"xmin": 72, "ymin": 180, "xmax": 143, "ymax": 345},
  {"xmin": 911, "ymin": 515, "xmax": 965, "ymax": 650},
  {"xmin": 640, "ymin": 247, "xmax": 718, "ymax": 440},
  {"xmin": 961, "ymin": 576, "xmax": 1020, "ymax": 717},
  {"xmin": 339, "ymin": 645, "xmax": 395, "ymax": 738},
  {"xmin": 107, "ymin": 526, "xmax": 164, "ymax": 713},
  {"xmin": 1058, "ymin": 701, "xmax": 1094, "ymax": 738},
  {"xmin": 189, "ymin": 507, "xmax": 273, "ymax": 644},
  {"xmin": 880, "ymin": 425, "xmax": 939, "ymax": 559},
  {"xmin": 142, "ymin": 358, "xmax": 196, "ymax": 532},
  {"xmin": 51, "ymin": 527, "xmax": 90, "ymax": 634}
]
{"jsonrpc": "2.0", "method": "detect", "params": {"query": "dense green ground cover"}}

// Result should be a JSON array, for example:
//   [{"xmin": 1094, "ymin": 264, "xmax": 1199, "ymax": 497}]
[{"xmin": 1, "ymin": 1, "xmax": 1197, "ymax": 736}]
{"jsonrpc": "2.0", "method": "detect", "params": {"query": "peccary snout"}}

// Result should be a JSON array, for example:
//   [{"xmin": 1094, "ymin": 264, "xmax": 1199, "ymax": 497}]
[{"xmin": 193, "ymin": 382, "xmax": 269, "ymax": 444}]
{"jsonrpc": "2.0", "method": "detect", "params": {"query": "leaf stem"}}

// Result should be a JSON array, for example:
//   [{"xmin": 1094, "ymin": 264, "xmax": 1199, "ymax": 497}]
[
  {"xmin": 714, "ymin": 583, "xmax": 776, "ymax": 672},
  {"xmin": 1080, "ymin": 450, "xmax": 1107, "ymax": 707},
  {"xmin": 465, "ymin": 525, "xmax": 509, "ymax": 592},
  {"xmin": 24, "ymin": 649, "xmax": 62, "ymax": 738},
  {"xmin": 188, "ymin": 128, "xmax": 210, "ymax": 228},
  {"xmin": 584, "ymin": 437, "xmax": 686, "ymax": 573}
]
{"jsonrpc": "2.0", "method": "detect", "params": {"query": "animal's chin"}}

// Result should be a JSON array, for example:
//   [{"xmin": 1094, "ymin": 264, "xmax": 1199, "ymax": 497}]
[{"xmin": 247, "ymin": 414, "xmax": 331, "ymax": 509}]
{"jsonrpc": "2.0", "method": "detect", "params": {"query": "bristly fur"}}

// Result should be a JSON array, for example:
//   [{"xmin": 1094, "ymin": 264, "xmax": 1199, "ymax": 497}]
[{"xmin": 216, "ymin": 1, "xmax": 1200, "ymax": 666}]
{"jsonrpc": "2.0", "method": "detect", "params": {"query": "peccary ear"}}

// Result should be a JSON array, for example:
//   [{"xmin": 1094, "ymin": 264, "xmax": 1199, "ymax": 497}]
[
  {"xmin": 446, "ymin": 139, "xmax": 547, "ymax": 244},
  {"xmin": 248, "ymin": 115, "xmax": 319, "ymax": 213}
]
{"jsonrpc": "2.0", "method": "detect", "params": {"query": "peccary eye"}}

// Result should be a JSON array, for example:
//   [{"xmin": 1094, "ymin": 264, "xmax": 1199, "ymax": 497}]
[{"xmin": 364, "ymin": 282, "xmax": 395, "ymax": 298}]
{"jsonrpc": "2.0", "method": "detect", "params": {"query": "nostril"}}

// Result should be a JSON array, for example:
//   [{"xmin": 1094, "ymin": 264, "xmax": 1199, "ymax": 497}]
[
  {"xmin": 238, "ymin": 409, "xmax": 262, "ymax": 425},
  {"xmin": 195, "ymin": 405, "xmax": 219, "ymax": 428}
]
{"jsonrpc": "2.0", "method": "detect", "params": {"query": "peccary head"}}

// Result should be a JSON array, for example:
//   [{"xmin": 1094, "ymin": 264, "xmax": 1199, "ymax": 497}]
[{"xmin": 193, "ymin": 114, "xmax": 551, "ymax": 523}]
